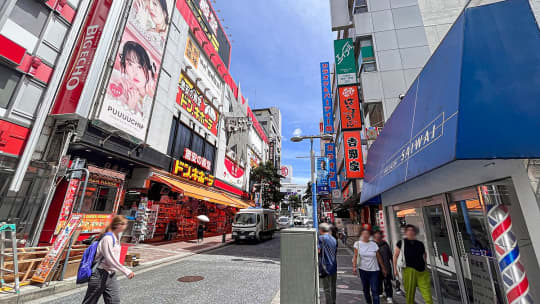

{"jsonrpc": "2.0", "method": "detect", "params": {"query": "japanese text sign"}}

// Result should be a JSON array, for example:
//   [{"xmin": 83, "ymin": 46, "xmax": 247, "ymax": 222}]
[
  {"xmin": 183, "ymin": 148, "xmax": 212, "ymax": 171},
  {"xmin": 172, "ymin": 160, "xmax": 215, "ymax": 186},
  {"xmin": 339, "ymin": 85, "xmax": 362, "ymax": 130},
  {"xmin": 176, "ymin": 73, "xmax": 219, "ymax": 136},
  {"xmin": 316, "ymin": 157, "xmax": 330, "ymax": 194},
  {"xmin": 325, "ymin": 143, "xmax": 338, "ymax": 190},
  {"xmin": 334, "ymin": 38, "xmax": 357, "ymax": 86},
  {"xmin": 320, "ymin": 62, "xmax": 334, "ymax": 134},
  {"xmin": 343, "ymin": 131, "xmax": 364, "ymax": 179}
]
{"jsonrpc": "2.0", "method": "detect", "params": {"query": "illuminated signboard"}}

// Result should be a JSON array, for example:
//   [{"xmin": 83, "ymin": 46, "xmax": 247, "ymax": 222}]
[
  {"xmin": 183, "ymin": 148, "xmax": 211, "ymax": 171},
  {"xmin": 320, "ymin": 62, "xmax": 334, "ymax": 134},
  {"xmin": 172, "ymin": 160, "xmax": 215, "ymax": 186},
  {"xmin": 343, "ymin": 130, "xmax": 364, "ymax": 179},
  {"xmin": 325, "ymin": 143, "xmax": 338, "ymax": 190},
  {"xmin": 339, "ymin": 85, "xmax": 362, "ymax": 130},
  {"xmin": 176, "ymin": 73, "xmax": 219, "ymax": 136}
]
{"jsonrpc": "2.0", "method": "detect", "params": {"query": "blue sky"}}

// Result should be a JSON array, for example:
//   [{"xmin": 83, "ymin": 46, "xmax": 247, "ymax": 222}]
[{"xmin": 213, "ymin": 0, "xmax": 334, "ymax": 185}]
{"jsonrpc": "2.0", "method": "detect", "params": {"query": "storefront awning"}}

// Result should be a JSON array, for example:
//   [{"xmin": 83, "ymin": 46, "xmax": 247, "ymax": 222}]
[
  {"xmin": 360, "ymin": 0, "xmax": 540, "ymax": 203},
  {"xmin": 150, "ymin": 175, "xmax": 244, "ymax": 208},
  {"xmin": 221, "ymin": 193, "xmax": 252, "ymax": 209}
]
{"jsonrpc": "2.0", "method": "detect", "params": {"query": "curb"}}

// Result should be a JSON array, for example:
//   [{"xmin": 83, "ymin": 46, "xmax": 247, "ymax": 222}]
[{"xmin": 0, "ymin": 240, "xmax": 234, "ymax": 304}]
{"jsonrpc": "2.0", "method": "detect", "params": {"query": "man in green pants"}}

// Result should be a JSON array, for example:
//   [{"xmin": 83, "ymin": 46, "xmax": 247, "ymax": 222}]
[{"xmin": 392, "ymin": 225, "xmax": 433, "ymax": 304}]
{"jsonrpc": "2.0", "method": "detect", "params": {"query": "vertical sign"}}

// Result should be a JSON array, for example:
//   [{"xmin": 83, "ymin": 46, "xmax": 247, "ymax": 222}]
[
  {"xmin": 98, "ymin": 0, "xmax": 175, "ymax": 140},
  {"xmin": 54, "ymin": 178, "xmax": 80, "ymax": 235},
  {"xmin": 320, "ymin": 62, "xmax": 334, "ymax": 134},
  {"xmin": 343, "ymin": 130, "xmax": 364, "ymax": 179},
  {"xmin": 50, "ymin": 0, "xmax": 113, "ymax": 114},
  {"xmin": 339, "ymin": 85, "xmax": 362, "ymax": 130},
  {"xmin": 316, "ymin": 157, "xmax": 330, "ymax": 194},
  {"xmin": 32, "ymin": 214, "xmax": 82, "ymax": 284},
  {"xmin": 325, "ymin": 143, "xmax": 338, "ymax": 190},
  {"xmin": 334, "ymin": 38, "xmax": 357, "ymax": 86}
]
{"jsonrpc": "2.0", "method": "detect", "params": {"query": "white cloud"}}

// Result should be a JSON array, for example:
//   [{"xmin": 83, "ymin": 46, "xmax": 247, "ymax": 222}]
[
  {"xmin": 292, "ymin": 128, "xmax": 303, "ymax": 136},
  {"xmin": 293, "ymin": 176, "xmax": 311, "ymax": 186}
]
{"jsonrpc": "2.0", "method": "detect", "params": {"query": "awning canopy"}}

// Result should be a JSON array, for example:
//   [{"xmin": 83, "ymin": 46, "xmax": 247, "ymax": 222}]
[
  {"xmin": 221, "ymin": 193, "xmax": 252, "ymax": 209},
  {"xmin": 361, "ymin": 0, "xmax": 540, "ymax": 203},
  {"xmin": 149, "ymin": 174, "xmax": 247, "ymax": 209}
]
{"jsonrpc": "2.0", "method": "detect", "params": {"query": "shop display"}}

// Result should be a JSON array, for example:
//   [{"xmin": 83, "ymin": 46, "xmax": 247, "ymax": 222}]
[{"xmin": 132, "ymin": 200, "xmax": 158, "ymax": 243}]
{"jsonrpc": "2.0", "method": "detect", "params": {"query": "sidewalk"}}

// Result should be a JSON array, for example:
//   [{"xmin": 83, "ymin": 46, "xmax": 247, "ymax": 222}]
[
  {"xmin": 0, "ymin": 234, "xmax": 233, "ymax": 304},
  {"xmin": 321, "ymin": 238, "xmax": 407, "ymax": 304}
]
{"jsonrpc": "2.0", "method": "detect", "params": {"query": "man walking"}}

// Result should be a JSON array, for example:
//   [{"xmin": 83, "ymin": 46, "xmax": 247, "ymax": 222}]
[
  {"xmin": 319, "ymin": 223, "xmax": 338, "ymax": 304},
  {"xmin": 374, "ymin": 230, "xmax": 393, "ymax": 303}
]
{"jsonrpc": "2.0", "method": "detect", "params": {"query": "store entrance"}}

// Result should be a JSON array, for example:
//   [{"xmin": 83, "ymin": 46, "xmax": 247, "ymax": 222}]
[{"xmin": 391, "ymin": 196, "xmax": 467, "ymax": 303}]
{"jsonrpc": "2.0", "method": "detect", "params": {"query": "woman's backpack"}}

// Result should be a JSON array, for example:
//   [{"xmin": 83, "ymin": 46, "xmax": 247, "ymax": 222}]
[{"xmin": 76, "ymin": 232, "xmax": 115, "ymax": 284}]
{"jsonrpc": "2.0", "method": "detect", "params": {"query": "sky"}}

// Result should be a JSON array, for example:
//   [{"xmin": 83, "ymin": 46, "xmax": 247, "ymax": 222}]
[{"xmin": 213, "ymin": 0, "xmax": 335, "ymax": 185}]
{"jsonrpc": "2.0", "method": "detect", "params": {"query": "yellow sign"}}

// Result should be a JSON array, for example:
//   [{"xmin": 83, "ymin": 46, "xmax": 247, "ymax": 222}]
[
  {"xmin": 185, "ymin": 36, "xmax": 200, "ymax": 69},
  {"xmin": 172, "ymin": 160, "xmax": 214, "ymax": 186}
]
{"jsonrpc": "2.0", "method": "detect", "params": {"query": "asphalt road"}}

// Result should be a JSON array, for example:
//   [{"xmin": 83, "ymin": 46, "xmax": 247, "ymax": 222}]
[{"xmin": 32, "ymin": 234, "xmax": 281, "ymax": 304}]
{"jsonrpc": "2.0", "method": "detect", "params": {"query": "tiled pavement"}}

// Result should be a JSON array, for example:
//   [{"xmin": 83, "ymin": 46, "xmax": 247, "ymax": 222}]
[
  {"xmin": 126, "ymin": 234, "xmax": 234, "ymax": 265},
  {"xmin": 320, "ymin": 238, "xmax": 407, "ymax": 304}
]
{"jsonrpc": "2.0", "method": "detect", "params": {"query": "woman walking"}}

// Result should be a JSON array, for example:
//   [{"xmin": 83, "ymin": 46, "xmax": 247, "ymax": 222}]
[
  {"xmin": 393, "ymin": 224, "xmax": 433, "ymax": 304},
  {"xmin": 82, "ymin": 215, "xmax": 135, "ymax": 304},
  {"xmin": 353, "ymin": 229, "xmax": 387, "ymax": 304},
  {"xmin": 197, "ymin": 223, "xmax": 205, "ymax": 243}
]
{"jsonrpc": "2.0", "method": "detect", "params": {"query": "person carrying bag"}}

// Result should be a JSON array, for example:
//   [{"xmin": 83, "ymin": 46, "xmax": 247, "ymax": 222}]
[{"xmin": 318, "ymin": 223, "xmax": 338, "ymax": 304}]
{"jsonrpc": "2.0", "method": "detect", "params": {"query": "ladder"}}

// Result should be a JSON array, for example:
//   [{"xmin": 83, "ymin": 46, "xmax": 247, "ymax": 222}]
[{"xmin": 0, "ymin": 223, "xmax": 19, "ymax": 294}]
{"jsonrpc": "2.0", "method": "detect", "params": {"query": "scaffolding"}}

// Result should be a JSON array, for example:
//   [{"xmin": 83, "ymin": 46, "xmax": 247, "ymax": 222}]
[{"xmin": 0, "ymin": 222, "xmax": 19, "ymax": 294}]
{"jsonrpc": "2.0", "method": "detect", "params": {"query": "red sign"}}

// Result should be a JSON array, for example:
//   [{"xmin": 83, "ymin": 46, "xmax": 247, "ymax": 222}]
[
  {"xmin": 177, "ymin": 74, "xmax": 219, "ymax": 136},
  {"xmin": 0, "ymin": 35, "xmax": 25, "ymax": 65},
  {"xmin": 225, "ymin": 157, "xmax": 244, "ymax": 178},
  {"xmin": 172, "ymin": 160, "xmax": 215, "ymax": 186},
  {"xmin": 183, "ymin": 148, "xmax": 211, "ymax": 171},
  {"xmin": 343, "ymin": 130, "xmax": 364, "ymax": 179},
  {"xmin": 280, "ymin": 166, "xmax": 289, "ymax": 177},
  {"xmin": 50, "ymin": 0, "xmax": 112, "ymax": 115},
  {"xmin": 0, "ymin": 120, "xmax": 30, "ymax": 156},
  {"xmin": 339, "ymin": 86, "xmax": 362, "ymax": 130},
  {"xmin": 54, "ymin": 178, "xmax": 80, "ymax": 235}
]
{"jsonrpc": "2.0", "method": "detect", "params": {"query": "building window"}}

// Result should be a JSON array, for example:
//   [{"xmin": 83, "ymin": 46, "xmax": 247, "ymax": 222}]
[
  {"xmin": 359, "ymin": 36, "xmax": 377, "ymax": 72},
  {"xmin": 203, "ymin": 142, "xmax": 215, "ymax": 169},
  {"xmin": 37, "ymin": 17, "xmax": 69, "ymax": 65},
  {"xmin": 11, "ymin": 78, "xmax": 44, "ymax": 117},
  {"xmin": 167, "ymin": 116, "xmax": 179, "ymax": 155},
  {"xmin": 2, "ymin": 0, "xmax": 50, "ymax": 51},
  {"xmin": 364, "ymin": 102, "xmax": 385, "ymax": 128},
  {"xmin": 354, "ymin": 0, "xmax": 368, "ymax": 14},
  {"xmin": 170, "ymin": 122, "xmax": 192, "ymax": 159},
  {"xmin": 0, "ymin": 65, "xmax": 22, "ymax": 109},
  {"xmin": 191, "ymin": 134, "xmax": 204, "ymax": 156}
]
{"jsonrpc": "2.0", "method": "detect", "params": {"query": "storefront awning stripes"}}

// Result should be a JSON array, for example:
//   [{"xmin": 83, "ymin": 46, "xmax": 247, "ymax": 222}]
[{"xmin": 149, "ymin": 175, "xmax": 245, "ymax": 208}]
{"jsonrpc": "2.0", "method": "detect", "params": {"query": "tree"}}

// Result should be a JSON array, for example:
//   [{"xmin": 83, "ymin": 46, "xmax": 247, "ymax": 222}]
[
  {"xmin": 249, "ymin": 161, "xmax": 285, "ymax": 208},
  {"xmin": 287, "ymin": 194, "xmax": 302, "ymax": 211}
]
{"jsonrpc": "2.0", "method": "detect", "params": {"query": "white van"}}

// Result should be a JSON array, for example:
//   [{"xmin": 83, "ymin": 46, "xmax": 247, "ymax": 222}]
[{"xmin": 232, "ymin": 208, "xmax": 277, "ymax": 242}]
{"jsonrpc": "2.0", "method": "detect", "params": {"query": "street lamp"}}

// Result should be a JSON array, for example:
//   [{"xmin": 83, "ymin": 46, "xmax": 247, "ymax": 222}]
[{"xmin": 290, "ymin": 134, "xmax": 334, "ymax": 230}]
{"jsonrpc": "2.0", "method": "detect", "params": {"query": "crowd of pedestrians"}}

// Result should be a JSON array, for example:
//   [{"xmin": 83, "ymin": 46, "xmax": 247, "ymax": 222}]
[{"xmin": 318, "ymin": 221, "xmax": 433, "ymax": 304}]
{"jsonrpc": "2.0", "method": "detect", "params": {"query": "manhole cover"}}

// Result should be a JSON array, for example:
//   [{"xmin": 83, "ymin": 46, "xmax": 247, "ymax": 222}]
[{"xmin": 177, "ymin": 276, "xmax": 204, "ymax": 283}]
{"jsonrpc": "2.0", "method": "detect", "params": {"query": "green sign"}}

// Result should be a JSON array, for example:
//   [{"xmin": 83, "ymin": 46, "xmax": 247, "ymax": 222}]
[{"xmin": 334, "ymin": 38, "xmax": 357, "ymax": 86}]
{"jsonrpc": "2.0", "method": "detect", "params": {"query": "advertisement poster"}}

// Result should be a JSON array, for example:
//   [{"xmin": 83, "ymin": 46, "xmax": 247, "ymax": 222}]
[
  {"xmin": 320, "ymin": 62, "xmax": 334, "ymax": 134},
  {"xmin": 176, "ymin": 73, "xmax": 219, "ymax": 136},
  {"xmin": 32, "ymin": 214, "xmax": 82, "ymax": 284},
  {"xmin": 184, "ymin": 36, "xmax": 223, "ymax": 96},
  {"xmin": 334, "ymin": 38, "xmax": 357, "ymax": 86},
  {"xmin": 185, "ymin": 0, "xmax": 231, "ymax": 68},
  {"xmin": 325, "ymin": 143, "xmax": 338, "ymax": 190},
  {"xmin": 220, "ymin": 157, "xmax": 244, "ymax": 188},
  {"xmin": 316, "ymin": 157, "xmax": 329, "ymax": 195},
  {"xmin": 339, "ymin": 85, "xmax": 362, "ymax": 130},
  {"xmin": 343, "ymin": 130, "xmax": 365, "ymax": 179},
  {"xmin": 54, "ymin": 178, "xmax": 80, "ymax": 235},
  {"xmin": 77, "ymin": 214, "xmax": 113, "ymax": 234},
  {"xmin": 98, "ymin": 0, "xmax": 174, "ymax": 141}
]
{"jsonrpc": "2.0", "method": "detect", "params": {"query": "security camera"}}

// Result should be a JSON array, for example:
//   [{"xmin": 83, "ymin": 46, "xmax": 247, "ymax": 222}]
[{"xmin": 399, "ymin": 94, "xmax": 405, "ymax": 100}]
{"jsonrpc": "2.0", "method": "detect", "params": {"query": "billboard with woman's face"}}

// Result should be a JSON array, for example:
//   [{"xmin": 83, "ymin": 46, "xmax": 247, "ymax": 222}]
[{"xmin": 98, "ymin": 0, "xmax": 174, "ymax": 141}]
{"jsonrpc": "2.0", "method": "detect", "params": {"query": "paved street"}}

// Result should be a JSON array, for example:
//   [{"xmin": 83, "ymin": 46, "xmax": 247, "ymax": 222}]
[{"xmin": 30, "ymin": 234, "xmax": 281, "ymax": 304}]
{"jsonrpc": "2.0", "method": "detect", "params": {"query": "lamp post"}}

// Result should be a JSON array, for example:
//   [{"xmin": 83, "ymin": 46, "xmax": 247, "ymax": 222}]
[{"xmin": 290, "ymin": 134, "xmax": 333, "ymax": 230}]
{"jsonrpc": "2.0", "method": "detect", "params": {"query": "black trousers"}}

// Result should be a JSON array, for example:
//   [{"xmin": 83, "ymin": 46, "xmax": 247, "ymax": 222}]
[
  {"xmin": 82, "ymin": 268, "xmax": 119, "ymax": 304},
  {"xmin": 378, "ymin": 270, "xmax": 393, "ymax": 298}
]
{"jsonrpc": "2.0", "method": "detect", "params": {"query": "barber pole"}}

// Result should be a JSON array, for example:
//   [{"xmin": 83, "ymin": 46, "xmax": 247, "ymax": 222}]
[{"xmin": 487, "ymin": 205, "xmax": 533, "ymax": 304}]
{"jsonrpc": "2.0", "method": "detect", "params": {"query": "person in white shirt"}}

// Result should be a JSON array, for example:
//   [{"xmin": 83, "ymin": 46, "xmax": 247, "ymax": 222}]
[
  {"xmin": 83, "ymin": 215, "xmax": 135, "ymax": 304},
  {"xmin": 353, "ymin": 229, "xmax": 388, "ymax": 304}
]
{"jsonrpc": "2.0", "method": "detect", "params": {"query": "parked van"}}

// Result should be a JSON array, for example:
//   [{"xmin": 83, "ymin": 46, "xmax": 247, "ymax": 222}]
[{"xmin": 232, "ymin": 208, "xmax": 277, "ymax": 242}]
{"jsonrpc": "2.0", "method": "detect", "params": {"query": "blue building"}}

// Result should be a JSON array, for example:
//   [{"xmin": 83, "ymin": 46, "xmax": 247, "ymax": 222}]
[{"xmin": 361, "ymin": 0, "xmax": 540, "ymax": 302}]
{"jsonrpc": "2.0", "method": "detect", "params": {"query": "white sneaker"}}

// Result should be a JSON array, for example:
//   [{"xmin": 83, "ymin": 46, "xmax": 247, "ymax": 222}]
[
  {"xmin": 386, "ymin": 297, "xmax": 393, "ymax": 303},
  {"xmin": 395, "ymin": 290, "xmax": 402, "ymax": 295}
]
